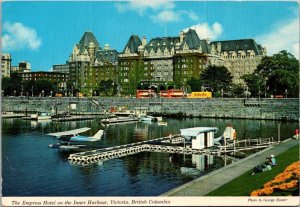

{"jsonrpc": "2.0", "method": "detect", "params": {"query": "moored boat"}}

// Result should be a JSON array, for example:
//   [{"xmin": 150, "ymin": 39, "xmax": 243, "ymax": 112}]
[
  {"xmin": 100, "ymin": 116, "xmax": 139, "ymax": 124},
  {"xmin": 30, "ymin": 112, "xmax": 52, "ymax": 120},
  {"xmin": 139, "ymin": 115, "xmax": 157, "ymax": 122},
  {"xmin": 157, "ymin": 121, "xmax": 168, "ymax": 126}
]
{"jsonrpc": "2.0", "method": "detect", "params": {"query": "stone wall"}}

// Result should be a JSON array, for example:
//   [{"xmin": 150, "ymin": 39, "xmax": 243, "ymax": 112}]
[{"xmin": 1, "ymin": 97, "xmax": 299, "ymax": 121}]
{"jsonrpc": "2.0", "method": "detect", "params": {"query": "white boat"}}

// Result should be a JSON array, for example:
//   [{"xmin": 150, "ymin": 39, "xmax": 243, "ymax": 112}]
[
  {"xmin": 157, "ymin": 121, "xmax": 168, "ymax": 126},
  {"xmin": 139, "ymin": 115, "xmax": 157, "ymax": 122},
  {"xmin": 100, "ymin": 116, "xmax": 138, "ymax": 124},
  {"xmin": 30, "ymin": 112, "xmax": 52, "ymax": 120}
]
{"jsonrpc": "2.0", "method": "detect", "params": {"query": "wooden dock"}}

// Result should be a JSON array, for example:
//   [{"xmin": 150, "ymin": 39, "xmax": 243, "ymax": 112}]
[
  {"xmin": 52, "ymin": 116, "xmax": 95, "ymax": 122},
  {"xmin": 68, "ymin": 136, "xmax": 278, "ymax": 166},
  {"xmin": 2, "ymin": 113, "xmax": 25, "ymax": 118}
]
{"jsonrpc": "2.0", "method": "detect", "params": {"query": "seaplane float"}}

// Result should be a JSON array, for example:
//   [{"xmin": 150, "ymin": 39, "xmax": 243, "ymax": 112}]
[{"xmin": 48, "ymin": 127, "xmax": 104, "ymax": 150}]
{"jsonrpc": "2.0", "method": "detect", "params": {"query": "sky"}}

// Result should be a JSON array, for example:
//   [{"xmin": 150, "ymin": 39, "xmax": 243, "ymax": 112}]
[{"xmin": 2, "ymin": 0, "xmax": 299, "ymax": 71}]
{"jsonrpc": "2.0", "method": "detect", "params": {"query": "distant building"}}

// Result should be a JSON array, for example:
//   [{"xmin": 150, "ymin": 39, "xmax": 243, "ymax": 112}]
[
  {"xmin": 118, "ymin": 35, "xmax": 144, "ymax": 94},
  {"xmin": 68, "ymin": 31, "xmax": 101, "ymax": 91},
  {"xmin": 210, "ymin": 39, "xmax": 266, "ymax": 84},
  {"xmin": 18, "ymin": 71, "xmax": 68, "ymax": 89},
  {"xmin": 11, "ymin": 61, "xmax": 31, "ymax": 73},
  {"xmin": 53, "ymin": 63, "xmax": 70, "ymax": 74},
  {"xmin": 61, "ymin": 30, "xmax": 267, "ymax": 96},
  {"xmin": 85, "ymin": 44, "xmax": 118, "ymax": 95},
  {"xmin": 118, "ymin": 29, "xmax": 211, "ymax": 94},
  {"xmin": 68, "ymin": 32, "xmax": 119, "ymax": 95},
  {"xmin": 1, "ymin": 53, "xmax": 12, "ymax": 77},
  {"xmin": 173, "ymin": 30, "xmax": 210, "ymax": 88}
]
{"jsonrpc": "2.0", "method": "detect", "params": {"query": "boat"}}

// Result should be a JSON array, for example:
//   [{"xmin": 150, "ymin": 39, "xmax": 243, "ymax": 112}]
[
  {"xmin": 47, "ymin": 127, "xmax": 104, "ymax": 150},
  {"xmin": 100, "ymin": 116, "xmax": 139, "ymax": 124},
  {"xmin": 157, "ymin": 121, "xmax": 168, "ymax": 126},
  {"xmin": 139, "ymin": 115, "xmax": 157, "ymax": 122},
  {"xmin": 30, "ymin": 112, "xmax": 52, "ymax": 120}
]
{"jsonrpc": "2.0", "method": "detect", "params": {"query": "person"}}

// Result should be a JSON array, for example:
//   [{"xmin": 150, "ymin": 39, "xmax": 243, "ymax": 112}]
[
  {"xmin": 250, "ymin": 158, "xmax": 272, "ymax": 175},
  {"xmin": 294, "ymin": 128, "xmax": 299, "ymax": 140},
  {"xmin": 270, "ymin": 154, "xmax": 277, "ymax": 166}
]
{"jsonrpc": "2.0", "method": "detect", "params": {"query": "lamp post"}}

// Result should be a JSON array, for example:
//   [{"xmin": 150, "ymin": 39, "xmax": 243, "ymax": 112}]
[
  {"xmin": 285, "ymin": 89, "xmax": 288, "ymax": 98},
  {"xmin": 50, "ymin": 91, "xmax": 53, "ymax": 97},
  {"xmin": 21, "ymin": 85, "xmax": 23, "ymax": 97},
  {"xmin": 264, "ymin": 77, "xmax": 267, "ymax": 98},
  {"xmin": 221, "ymin": 88, "xmax": 224, "ymax": 98},
  {"xmin": 42, "ymin": 90, "xmax": 44, "ymax": 97},
  {"xmin": 31, "ymin": 86, "xmax": 34, "ymax": 97}
]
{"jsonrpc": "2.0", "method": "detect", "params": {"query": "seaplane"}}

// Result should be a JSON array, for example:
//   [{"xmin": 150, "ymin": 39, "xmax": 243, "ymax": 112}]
[{"xmin": 48, "ymin": 127, "xmax": 104, "ymax": 150}]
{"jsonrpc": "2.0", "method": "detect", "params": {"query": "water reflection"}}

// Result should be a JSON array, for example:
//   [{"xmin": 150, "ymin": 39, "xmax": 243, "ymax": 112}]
[{"xmin": 2, "ymin": 118, "xmax": 298, "ymax": 196}]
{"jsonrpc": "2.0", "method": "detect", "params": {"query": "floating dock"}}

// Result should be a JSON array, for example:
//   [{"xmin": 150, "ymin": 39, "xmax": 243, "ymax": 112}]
[
  {"xmin": 68, "ymin": 135, "xmax": 277, "ymax": 166},
  {"xmin": 52, "ymin": 116, "xmax": 95, "ymax": 122},
  {"xmin": 2, "ymin": 113, "xmax": 25, "ymax": 118}
]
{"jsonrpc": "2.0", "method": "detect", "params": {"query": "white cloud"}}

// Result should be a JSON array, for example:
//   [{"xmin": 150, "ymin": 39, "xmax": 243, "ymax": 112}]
[
  {"xmin": 116, "ymin": 0, "xmax": 198, "ymax": 23},
  {"xmin": 116, "ymin": 0, "xmax": 174, "ymax": 15},
  {"xmin": 186, "ymin": 11, "xmax": 199, "ymax": 21},
  {"xmin": 183, "ymin": 22, "xmax": 223, "ymax": 40},
  {"xmin": 2, "ymin": 22, "xmax": 42, "ymax": 51},
  {"xmin": 151, "ymin": 10, "xmax": 199, "ymax": 24},
  {"xmin": 256, "ymin": 17, "xmax": 299, "ymax": 58},
  {"xmin": 150, "ymin": 10, "xmax": 181, "ymax": 23}
]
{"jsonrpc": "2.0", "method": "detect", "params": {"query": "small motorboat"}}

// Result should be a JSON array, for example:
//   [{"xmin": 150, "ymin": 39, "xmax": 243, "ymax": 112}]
[
  {"xmin": 157, "ymin": 121, "xmax": 168, "ymax": 126},
  {"xmin": 30, "ymin": 112, "xmax": 52, "ymax": 120},
  {"xmin": 139, "ymin": 115, "xmax": 157, "ymax": 122}
]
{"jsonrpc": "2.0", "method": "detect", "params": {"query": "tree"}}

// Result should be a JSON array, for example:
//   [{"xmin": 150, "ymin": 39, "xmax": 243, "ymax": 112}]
[
  {"xmin": 255, "ymin": 50, "xmax": 299, "ymax": 97},
  {"xmin": 1, "ymin": 74, "xmax": 22, "ymax": 96},
  {"xmin": 34, "ymin": 80, "xmax": 55, "ymax": 96},
  {"xmin": 127, "ymin": 59, "xmax": 144, "ymax": 95},
  {"xmin": 242, "ymin": 74, "xmax": 264, "ymax": 97},
  {"xmin": 267, "ymin": 70, "xmax": 299, "ymax": 97},
  {"xmin": 231, "ymin": 83, "xmax": 246, "ymax": 98},
  {"xmin": 186, "ymin": 77, "xmax": 203, "ymax": 92},
  {"xmin": 200, "ymin": 66, "xmax": 233, "ymax": 94},
  {"xmin": 98, "ymin": 79, "xmax": 117, "ymax": 96}
]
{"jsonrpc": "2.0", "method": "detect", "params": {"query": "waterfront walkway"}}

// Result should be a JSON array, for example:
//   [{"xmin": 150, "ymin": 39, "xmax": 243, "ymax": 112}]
[{"xmin": 161, "ymin": 138, "xmax": 298, "ymax": 196}]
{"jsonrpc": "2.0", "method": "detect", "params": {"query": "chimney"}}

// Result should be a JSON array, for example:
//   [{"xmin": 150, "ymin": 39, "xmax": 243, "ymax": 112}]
[
  {"xmin": 217, "ymin": 42, "xmax": 221, "ymax": 53},
  {"xmin": 142, "ymin": 36, "xmax": 147, "ymax": 46},
  {"xmin": 180, "ymin": 31, "xmax": 184, "ymax": 43}
]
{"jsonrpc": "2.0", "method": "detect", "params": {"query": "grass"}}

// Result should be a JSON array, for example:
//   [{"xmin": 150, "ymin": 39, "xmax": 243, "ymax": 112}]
[{"xmin": 207, "ymin": 144, "xmax": 299, "ymax": 196}]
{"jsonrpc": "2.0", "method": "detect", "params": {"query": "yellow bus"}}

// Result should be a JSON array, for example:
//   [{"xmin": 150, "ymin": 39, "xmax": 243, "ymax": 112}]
[{"xmin": 187, "ymin": 92, "xmax": 212, "ymax": 98}]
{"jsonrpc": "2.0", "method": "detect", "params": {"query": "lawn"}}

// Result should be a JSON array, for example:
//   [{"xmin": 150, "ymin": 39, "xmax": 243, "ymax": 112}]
[{"xmin": 207, "ymin": 144, "xmax": 299, "ymax": 196}]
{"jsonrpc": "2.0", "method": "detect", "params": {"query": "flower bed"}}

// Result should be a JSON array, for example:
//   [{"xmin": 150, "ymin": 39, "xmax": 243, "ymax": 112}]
[{"xmin": 251, "ymin": 161, "xmax": 300, "ymax": 196}]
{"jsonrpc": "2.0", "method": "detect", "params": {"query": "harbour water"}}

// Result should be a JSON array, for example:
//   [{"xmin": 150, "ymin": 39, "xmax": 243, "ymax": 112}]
[{"xmin": 2, "ymin": 118, "xmax": 298, "ymax": 196}]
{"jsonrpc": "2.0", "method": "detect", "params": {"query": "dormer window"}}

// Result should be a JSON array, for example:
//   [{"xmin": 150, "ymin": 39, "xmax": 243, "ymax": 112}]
[{"xmin": 183, "ymin": 43, "xmax": 189, "ymax": 51}]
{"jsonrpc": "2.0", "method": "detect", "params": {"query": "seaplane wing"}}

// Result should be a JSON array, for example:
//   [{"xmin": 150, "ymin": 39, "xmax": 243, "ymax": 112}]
[{"xmin": 47, "ymin": 127, "xmax": 91, "ymax": 137}]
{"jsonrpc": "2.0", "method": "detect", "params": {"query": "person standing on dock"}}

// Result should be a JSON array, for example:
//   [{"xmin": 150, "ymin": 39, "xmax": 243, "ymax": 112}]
[{"xmin": 294, "ymin": 128, "xmax": 299, "ymax": 140}]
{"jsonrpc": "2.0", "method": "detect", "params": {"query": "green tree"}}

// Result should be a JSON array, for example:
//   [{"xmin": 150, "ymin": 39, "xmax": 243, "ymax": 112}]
[
  {"xmin": 200, "ymin": 66, "xmax": 233, "ymax": 94},
  {"xmin": 1, "ymin": 74, "xmax": 22, "ymax": 96},
  {"xmin": 127, "ymin": 59, "xmax": 144, "ymax": 95},
  {"xmin": 34, "ymin": 80, "xmax": 55, "ymax": 96},
  {"xmin": 186, "ymin": 77, "xmax": 203, "ymax": 92},
  {"xmin": 255, "ymin": 50, "xmax": 299, "ymax": 97},
  {"xmin": 242, "ymin": 74, "xmax": 264, "ymax": 97},
  {"xmin": 267, "ymin": 70, "xmax": 299, "ymax": 97},
  {"xmin": 98, "ymin": 79, "xmax": 117, "ymax": 96},
  {"xmin": 231, "ymin": 83, "xmax": 246, "ymax": 98}
]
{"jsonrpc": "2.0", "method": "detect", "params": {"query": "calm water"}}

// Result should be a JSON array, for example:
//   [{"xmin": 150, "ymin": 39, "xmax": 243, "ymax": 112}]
[{"xmin": 2, "ymin": 118, "xmax": 298, "ymax": 196}]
